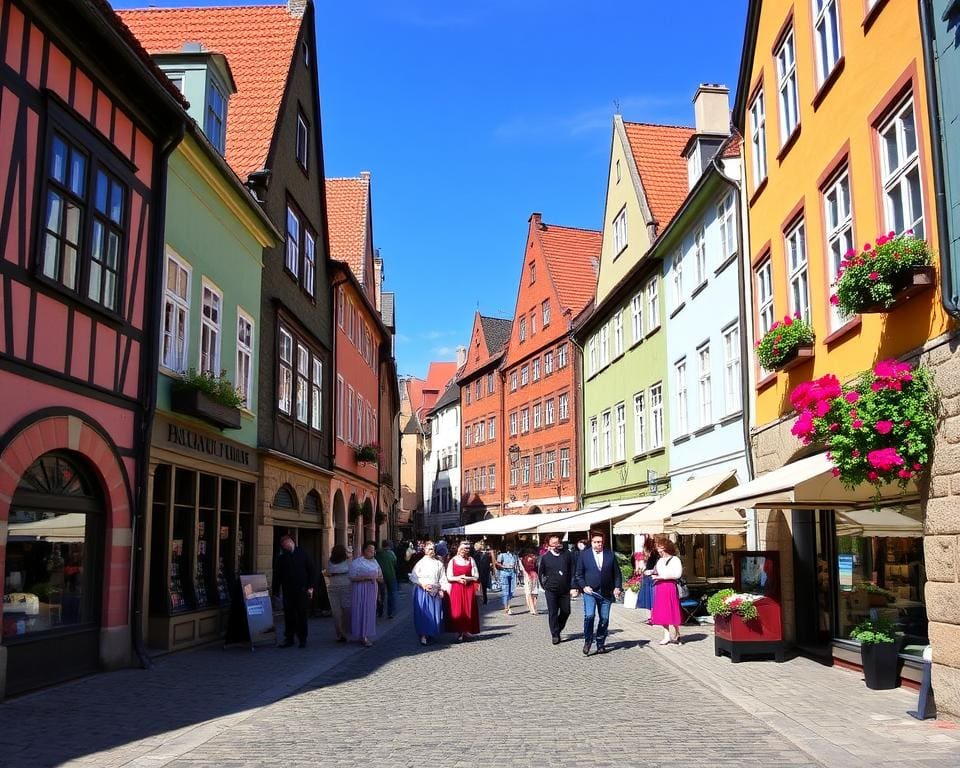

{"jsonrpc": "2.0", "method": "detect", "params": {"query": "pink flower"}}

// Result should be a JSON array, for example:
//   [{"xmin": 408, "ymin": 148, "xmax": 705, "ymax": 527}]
[
  {"xmin": 845, "ymin": 248, "xmax": 858, "ymax": 258},
  {"xmin": 868, "ymin": 272, "xmax": 880, "ymax": 281},
  {"xmin": 814, "ymin": 399, "xmax": 832, "ymax": 418},
  {"xmin": 831, "ymin": 467, "xmax": 841, "ymax": 477},
  {"xmin": 845, "ymin": 391, "xmax": 860, "ymax": 404},
  {"xmin": 903, "ymin": 420, "xmax": 911, "ymax": 427},
  {"xmin": 830, "ymin": 294, "xmax": 839, "ymax": 306},
  {"xmin": 913, "ymin": 462, "xmax": 922, "ymax": 470},
  {"xmin": 852, "ymin": 419, "xmax": 864, "ymax": 429},
  {"xmin": 771, "ymin": 321, "xmax": 780, "ymax": 330},
  {"xmin": 898, "ymin": 469, "xmax": 913, "ymax": 479},
  {"xmin": 829, "ymin": 422, "xmax": 839, "ymax": 432},
  {"xmin": 864, "ymin": 243, "xmax": 872, "ymax": 251},
  {"xmin": 867, "ymin": 447, "xmax": 904, "ymax": 472},
  {"xmin": 867, "ymin": 471, "xmax": 879, "ymax": 482},
  {"xmin": 874, "ymin": 420, "xmax": 894, "ymax": 435},
  {"xmin": 789, "ymin": 381, "xmax": 814, "ymax": 411},
  {"xmin": 816, "ymin": 374, "xmax": 842, "ymax": 400},
  {"xmin": 791, "ymin": 410, "xmax": 816, "ymax": 439},
  {"xmin": 852, "ymin": 449, "xmax": 861, "ymax": 458},
  {"xmin": 784, "ymin": 316, "xmax": 793, "ymax": 326},
  {"xmin": 887, "ymin": 231, "xmax": 895, "ymax": 239}
]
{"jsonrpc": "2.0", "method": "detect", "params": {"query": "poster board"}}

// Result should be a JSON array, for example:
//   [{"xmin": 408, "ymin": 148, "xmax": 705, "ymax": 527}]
[
  {"xmin": 227, "ymin": 574, "xmax": 275, "ymax": 648},
  {"xmin": 734, "ymin": 550, "xmax": 780, "ymax": 601}
]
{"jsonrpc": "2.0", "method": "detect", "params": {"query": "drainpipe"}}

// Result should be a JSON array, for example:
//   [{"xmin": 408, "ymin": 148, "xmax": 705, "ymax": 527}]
[
  {"xmin": 711, "ymin": 150, "xmax": 756, "ymax": 482},
  {"xmin": 132, "ymin": 122, "xmax": 185, "ymax": 670},
  {"xmin": 569, "ymin": 331, "xmax": 586, "ymax": 510},
  {"xmin": 919, "ymin": 0, "xmax": 960, "ymax": 317}
]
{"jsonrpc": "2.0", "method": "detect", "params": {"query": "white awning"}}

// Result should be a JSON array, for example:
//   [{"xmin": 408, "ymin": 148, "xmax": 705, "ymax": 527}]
[
  {"xmin": 535, "ymin": 502, "xmax": 647, "ymax": 534},
  {"xmin": 679, "ymin": 453, "xmax": 919, "ymax": 518},
  {"xmin": 613, "ymin": 470, "xmax": 738, "ymax": 535},
  {"xmin": 448, "ymin": 509, "xmax": 592, "ymax": 537},
  {"xmin": 7, "ymin": 513, "xmax": 86, "ymax": 542},
  {"xmin": 666, "ymin": 507, "xmax": 747, "ymax": 535},
  {"xmin": 835, "ymin": 507, "xmax": 923, "ymax": 538}
]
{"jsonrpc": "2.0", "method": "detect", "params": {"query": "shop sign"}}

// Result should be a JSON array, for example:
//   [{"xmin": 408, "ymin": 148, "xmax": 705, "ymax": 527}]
[{"xmin": 163, "ymin": 420, "xmax": 254, "ymax": 469}]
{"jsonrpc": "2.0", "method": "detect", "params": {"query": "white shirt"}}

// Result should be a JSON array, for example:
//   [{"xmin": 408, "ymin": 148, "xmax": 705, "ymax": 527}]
[
  {"xmin": 594, "ymin": 550, "xmax": 603, "ymax": 570},
  {"xmin": 656, "ymin": 555, "xmax": 683, "ymax": 580}
]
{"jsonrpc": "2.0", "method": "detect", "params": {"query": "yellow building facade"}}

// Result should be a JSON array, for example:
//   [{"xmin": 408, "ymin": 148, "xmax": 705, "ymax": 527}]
[{"xmin": 735, "ymin": 0, "xmax": 960, "ymax": 712}]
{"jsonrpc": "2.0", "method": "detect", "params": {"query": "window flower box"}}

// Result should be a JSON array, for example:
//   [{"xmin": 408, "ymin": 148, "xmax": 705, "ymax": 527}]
[
  {"xmin": 830, "ymin": 233, "xmax": 934, "ymax": 315},
  {"xmin": 356, "ymin": 444, "xmax": 379, "ymax": 464},
  {"xmin": 776, "ymin": 343, "xmax": 815, "ymax": 372},
  {"xmin": 755, "ymin": 314, "xmax": 814, "ymax": 372},
  {"xmin": 170, "ymin": 383, "xmax": 242, "ymax": 430}
]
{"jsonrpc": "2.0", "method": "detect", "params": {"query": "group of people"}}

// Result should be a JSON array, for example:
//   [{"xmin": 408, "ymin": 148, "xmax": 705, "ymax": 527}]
[{"xmin": 275, "ymin": 531, "xmax": 688, "ymax": 653}]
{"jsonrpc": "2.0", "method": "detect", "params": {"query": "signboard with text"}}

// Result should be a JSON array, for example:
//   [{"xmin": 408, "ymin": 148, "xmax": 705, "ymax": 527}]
[{"xmin": 239, "ymin": 574, "xmax": 276, "ymax": 647}]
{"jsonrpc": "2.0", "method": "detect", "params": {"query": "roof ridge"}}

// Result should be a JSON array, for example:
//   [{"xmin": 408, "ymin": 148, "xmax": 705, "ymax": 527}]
[
  {"xmin": 478, "ymin": 313, "xmax": 512, "ymax": 321},
  {"xmin": 540, "ymin": 222, "xmax": 602, "ymax": 235},
  {"xmin": 622, "ymin": 120, "xmax": 695, "ymax": 131},
  {"xmin": 120, "ymin": 4, "xmax": 289, "ymax": 11},
  {"xmin": 326, "ymin": 176, "xmax": 369, "ymax": 182}
]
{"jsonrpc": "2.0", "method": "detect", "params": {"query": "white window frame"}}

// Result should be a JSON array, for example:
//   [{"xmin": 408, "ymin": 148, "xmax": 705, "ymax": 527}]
[
  {"xmin": 161, "ymin": 251, "xmax": 191, "ymax": 373},
  {"xmin": 296, "ymin": 111, "xmax": 309, "ymax": 169},
  {"xmin": 749, "ymin": 89, "xmax": 768, "ymax": 187},
  {"xmin": 646, "ymin": 277, "xmax": 660, "ymax": 331},
  {"xmin": 285, "ymin": 206, "xmax": 300, "ymax": 277},
  {"xmin": 723, "ymin": 324, "xmax": 742, "ymax": 416},
  {"xmin": 488, "ymin": 416, "xmax": 496, "ymax": 440},
  {"xmin": 542, "ymin": 299, "xmax": 551, "ymax": 327},
  {"xmin": 615, "ymin": 402, "xmax": 626, "ymax": 462},
  {"xmin": 599, "ymin": 323, "xmax": 609, "ymax": 367},
  {"xmin": 590, "ymin": 416, "xmax": 599, "ymax": 470},
  {"xmin": 296, "ymin": 342, "xmax": 310, "ymax": 424},
  {"xmin": 588, "ymin": 336, "xmax": 598, "ymax": 376},
  {"xmin": 698, "ymin": 344, "xmax": 712, "ymax": 427},
  {"xmin": 532, "ymin": 358, "xmax": 541, "ymax": 381},
  {"xmin": 613, "ymin": 311, "xmax": 623, "ymax": 357},
  {"xmin": 236, "ymin": 308, "xmax": 254, "ymax": 408},
  {"xmin": 518, "ymin": 316, "xmax": 526, "ymax": 342},
  {"xmin": 559, "ymin": 447, "xmax": 570, "ymax": 479},
  {"xmin": 785, "ymin": 218, "xmax": 810, "ymax": 323},
  {"xmin": 521, "ymin": 456, "xmax": 530, "ymax": 485},
  {"xmin": 510, "ymin": 411, "xmax": 518, "ymax": 436},
  {"xmin": 544, "ymin": 351, "xmax": 554, "ymax": 375},
  {"xmin": 675, "ymin": 359, "xmax": 688, "ymax": 436},
  {"xmin": 521, "ymin": 365, "xmax": 529, "ymax": 386},
  {"xmin": 756, "ymin": 260, "xmax": 775, "ymax": 335},
  {"xmin": 823, "ymin": 168, "xmax": 854, "ymax": 330},
  {"xmin": 879, "ymin": 97, "xmax": 924, "ymax": 238},
  {"xmin": 813, "ymin": 0, "xmax": 842, "ymax": 86},
  {"xmin": 672, "ymin": 247, "xmax": 684, "ymax": 308},
  {"xmin": 303, "ymin": 230, "xmax": 316, "ymax": 297},
  {"xmin": 631, "ymin": 291, "xmax": 643, "ymax": 341},
  {"xmin": 650, "ymin": 383, "xmax": 664, "ymax": 449},
  {"xmin": 718, "ymin": 193, "xmax": 736, "ymax": 257},
  {"xmin": 694, "ymin": 226, "xmax": 707, "ymax": 285},
  {"xmin": 613, "ymin": 207, "xmax": 628, "ymax": 253},
  {"xmin": 534, "ymin": 453, "xmax": 543, "ymax": 484},
  {"xmin": 279, "ymin": 328, "xmax": 294, "ymax": 415},
  {"xmin": 546, "ymin": 451, "xmax": 556, "ymax": 481},
  {"xmin": 510, "ymin": 371, "xmax": 518, "ymax": 391},
  {"xmin": 601, "ymin": 409, "xmax": 612, "ymax": 466},
  {"xmin": 533, "ymin": 402, "xmax": 542, "ymax": 429},
  {"xmin": 521, "ymin": 408, "xmax": 530, "ymax": 434},
  {"xmin": 775, "ymin": 28, "xmax": 800, "ymax": 144},
  {"xmin": 558, "ymin": 393, "xmax": 569, "ymax": 421},
  {"xmin": 557, "ymin": 344, "xmax": 568, "ymax": 368},
  {"xmin": 346, "ymin": 385, "xmax": 354, "ymax": 443},
  {"xmin": 545, "ymin": 398, "xmax": 555, "ymax": 425},
  {"xmin": 633, "ymin": 392, "xmax": 646, "ymax": 455},
  {"xmin": 336, "ymin": 374, "xmax": 344, "ymax": 437},
  {"xmin": 200, "ymin": 280, "xmax": 222, "ymax": 375}
]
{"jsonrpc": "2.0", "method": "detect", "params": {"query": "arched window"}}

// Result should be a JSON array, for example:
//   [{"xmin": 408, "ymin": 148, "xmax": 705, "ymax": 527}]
[
  {"xmin": 273, "ymin": 484, "xmax": 297, "ymax": 510},
  {"xmin": 303, "ymin": 490, "xmax": 321, "ymax": 515}
]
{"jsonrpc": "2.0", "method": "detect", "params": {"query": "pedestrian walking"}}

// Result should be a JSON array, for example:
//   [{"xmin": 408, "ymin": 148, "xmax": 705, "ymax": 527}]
[
  {"xmin": 376, "ymin": 540, "xmax": 399, "ymax": 619},
  {"xmin": 521, "ymin": 547, "xmax": 539, "ymax": 615},
  {"xmin": 650, "ymin": 538, "xmax": 684, "ymax": 645},
  {"xmin": 573, "ymin": 532, "xmax": 622, "ymax": 655},
  {"xmin": 471, "ymin": 540, "xmax": 491, "ymax": 605},
  {"xmin": 409, "ymin": 540, "xmax": 445, "ymax": 645},
  {"xmin": 537, "ymin": 534, "xmax": 578, "ymax": 645},
  {"xmin": 445, "ymin": 540, "xmax": 480, "ymax": 641},
  {"xmin": 495, "ymin": 541, "xmax": 518, "ymax": 614},
  {"xmin": 637, "ymin": 537, "xmax": 659, "ymax": 617},
  {"xmin": 349, "ymin": 541, "xmax": 384, "ymax": 647},
  {"xmin": 322, "ymin": 544, "xmax": 351, "ymax": 642},
  {"xmin": 275, "ymin": 535, "xmax": 317, "ymax": 648}
]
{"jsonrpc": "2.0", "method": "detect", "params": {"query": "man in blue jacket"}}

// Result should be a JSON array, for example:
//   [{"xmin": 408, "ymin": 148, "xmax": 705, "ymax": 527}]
[{"xmin": 573, "ymin": 532, "xmax": 621, "ymax": 655}]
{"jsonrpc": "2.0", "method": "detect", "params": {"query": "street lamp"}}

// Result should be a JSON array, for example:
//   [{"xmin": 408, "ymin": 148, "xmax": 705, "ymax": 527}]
[{"xmin": 508, "ymin": 443, "xmax": 520, "ymax": 466}]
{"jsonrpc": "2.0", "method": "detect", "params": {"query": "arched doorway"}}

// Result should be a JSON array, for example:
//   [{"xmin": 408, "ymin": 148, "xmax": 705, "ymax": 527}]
[
  {"xmin": 362, "ymin": 497, "xmax": 374, "ymax": 543},
  {"xmin": 4, "ymin": 452, "xmax": 104, "ymax": 694},
  {"xmin": 333, "ymin": 490, "xmax": 346, "ymax": 548}
]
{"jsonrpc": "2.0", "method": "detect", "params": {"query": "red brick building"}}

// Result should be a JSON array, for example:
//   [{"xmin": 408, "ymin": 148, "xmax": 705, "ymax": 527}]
[
  {"xmin": 458, "ymin": 313, "xmax": 512, "ymax": 522},
  {"xmin": 501, "ymin": 214, "xmax": 600, "ymax": 515}
]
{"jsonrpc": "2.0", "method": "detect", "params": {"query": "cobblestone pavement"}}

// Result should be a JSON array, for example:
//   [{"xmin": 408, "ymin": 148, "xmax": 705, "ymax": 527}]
[{"xmin": 3, "ymin": 594, "xmax": 958, "ymax": 768}]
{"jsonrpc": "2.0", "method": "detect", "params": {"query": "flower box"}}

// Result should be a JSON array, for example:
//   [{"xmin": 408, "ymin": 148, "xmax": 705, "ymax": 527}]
[
  {"xmin": 713, "ymin": 597, "xmax": 784, "ymax": 663},
  {"xmin": 774, "ymin": 343, "xmax": 814, "ymax": 373},
  {"xmin": 170, "ymin": 387, "xmax": 242, "ymax": 430},
  {"xmin": 356, "ymin": 444, "xmax": 379, "ymax": 464},
  {"xmin": 859, "ymin": 266, "xmax": 935, "ymax": 313}
]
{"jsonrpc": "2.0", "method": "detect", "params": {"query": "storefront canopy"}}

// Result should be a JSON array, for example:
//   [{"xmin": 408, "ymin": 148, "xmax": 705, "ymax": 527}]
[
  {"xmin": 613, "ymin": 470, "xmax": 738, "ymax": 535},
  {"xmin": 835, "ymin": 507, "xmax": 923, "ymax": 537},
  {"xmin": 535, "ymin": 502, "xmax": 648, "ymax": 534},
  {"xmin": 679, "ymin": 453, "xmax": 919, "ymax": 518},
  {"xmin": 7, "ymin": 513, "xmax": 86, "ymax": 542},
  {"xmin": 441, "ymin": 509, "xmax": 592, "ymax": 538}
]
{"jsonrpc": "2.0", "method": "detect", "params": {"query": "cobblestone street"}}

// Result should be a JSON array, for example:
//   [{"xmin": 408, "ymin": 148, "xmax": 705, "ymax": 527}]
[{"xmin": 3, "ymin": 595, "xmax": 960, "ymax": 768}]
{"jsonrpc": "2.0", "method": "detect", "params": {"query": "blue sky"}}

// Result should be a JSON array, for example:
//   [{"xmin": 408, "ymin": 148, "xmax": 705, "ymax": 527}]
[{"xmin": 114, "ymin": 0, "xmax": 748, "ymax": 379}]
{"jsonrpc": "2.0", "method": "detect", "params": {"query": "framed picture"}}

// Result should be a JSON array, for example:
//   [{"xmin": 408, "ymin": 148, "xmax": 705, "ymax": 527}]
[{"xmin": 735, "ymin": 550, "xmax": 779, "ymax": 600}]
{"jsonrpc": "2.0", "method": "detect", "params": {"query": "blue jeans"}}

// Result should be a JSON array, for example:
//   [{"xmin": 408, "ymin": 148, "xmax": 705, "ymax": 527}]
[
  {"xmin": 582, "ymin": 592, "xmax": 612, "ymax": 647},
  {"xmin": 500, "ymin": 571, "xmax": 515, "ymax": 606}
]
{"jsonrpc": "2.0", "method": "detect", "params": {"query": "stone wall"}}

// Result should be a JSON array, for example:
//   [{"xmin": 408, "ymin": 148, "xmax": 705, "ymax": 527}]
[{"xmin": 918, "ymin": 330, "xmax": 960, "ymax": 718}]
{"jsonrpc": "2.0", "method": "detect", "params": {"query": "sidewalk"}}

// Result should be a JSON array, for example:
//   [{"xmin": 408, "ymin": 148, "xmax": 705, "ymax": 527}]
[
  {"xmin": 0, "ymin": 593, "xmax": 413, "ymax": 768},
  {"xmin": 612, "ymin": 604, "xmax": 960, "ymax": 768}
]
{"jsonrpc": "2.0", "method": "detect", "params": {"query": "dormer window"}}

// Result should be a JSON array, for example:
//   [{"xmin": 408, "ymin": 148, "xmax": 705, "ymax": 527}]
[
  {"xmin": 167, "ymin": 71, "xmax": 185, "ymax": 93},
  {"xmin": 205, "ymin": 81, "xmax": 227, "ymax": 154}
]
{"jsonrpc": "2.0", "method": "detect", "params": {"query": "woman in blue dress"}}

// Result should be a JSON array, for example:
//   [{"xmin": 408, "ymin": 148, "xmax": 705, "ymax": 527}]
[
  {"xmin": 409, "ymin": 541, "xmax": 445, "ymax": 644},
  {"xmin": 636, "ymin": 537, "xmax": 658, "ymax": 615}
]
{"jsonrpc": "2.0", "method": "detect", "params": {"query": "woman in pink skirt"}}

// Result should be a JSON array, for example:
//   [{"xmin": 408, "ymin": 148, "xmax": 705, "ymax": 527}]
[{"xmin": 650, "ymin": 538, "xmax": 683, "ymax": 645}]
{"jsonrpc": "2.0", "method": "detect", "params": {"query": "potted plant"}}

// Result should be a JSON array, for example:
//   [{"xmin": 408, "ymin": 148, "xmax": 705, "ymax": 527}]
[
  {"xmin": 708, "ymin": 588, "xmax": 784, "ymax": 663},
  {"xmin": 348, "ymin": 499, "xmax": 363, "ymax": 524},
  {"xmin": 355, "ymin": 443, "xmax": 379, "ymax": 464},
  {"xmin": 789, "ymin": 361, "xmax": 937, "ymax": 495},
  {"xmin": 375, "ymin": 511, "xmax": 387, "ymax": 526},
  {"xmin": 755, "ymin": 314, "xmax": 814, "ymax": 372},
  {"xmin": 850, "ymin": 617, "xmax": 900, "ymax": 690},
  {"xmin": 623, "ymin": 574, "xmax": 642, "ymax": 610},
  {"xmin": 830, "ymin": 232, "xmax": 934, "ymax": 315},
  {"xmin": 170, "ymin": 369, "xmax": 243, "ymax": 430}
]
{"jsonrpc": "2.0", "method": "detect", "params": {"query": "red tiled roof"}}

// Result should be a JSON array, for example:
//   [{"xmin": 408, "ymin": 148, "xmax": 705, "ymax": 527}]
[
  {"xmin": 408, "ymin": 361, "xmax": 458, "ymax": 420},
  {"xmin": 722, "ymin": 134, "xmax": 742, "ymax": 159},
  {"xmin": 326, "ymin": 176, "xmax": 369, "ymax": 285},
  {"xmin": 118, "ymin": 5, "xmax": 303, "ymax": 180},
  {"xmin": 623, "ymin": 122, "xmax": 695, "ymax": 232},
  {"xmin": 536, "ymin": 223, "xmax": 602, "ymax": 316}
]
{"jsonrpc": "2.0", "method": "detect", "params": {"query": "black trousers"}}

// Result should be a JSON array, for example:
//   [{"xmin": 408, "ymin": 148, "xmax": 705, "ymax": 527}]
[
  {"xmin": 544, "ymin": 590, "xmax": 571, "ymax": 638},
  {"xmin": 283, "ymin": 589, "xmax": 310, "ymax": 642}
]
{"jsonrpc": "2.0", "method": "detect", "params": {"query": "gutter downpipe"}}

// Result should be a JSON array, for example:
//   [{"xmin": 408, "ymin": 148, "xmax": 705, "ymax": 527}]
[
  {"xmin": 919, "ymin": 0, "xmax": 960, "ymax": 317},
  {"xmin": 569, "ymin": 328, "xmax": 586, "ymax": 512},
  {"xmin": 711, "ymin": 145, "xmax": 759, "ymax": 547},
  {"xmin": 132, "ymin": 122, "xmax": 185, "ymax": 670}
]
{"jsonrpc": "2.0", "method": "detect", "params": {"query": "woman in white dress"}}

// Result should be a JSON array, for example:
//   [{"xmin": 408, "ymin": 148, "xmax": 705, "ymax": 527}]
[
  {"xmin": 349, "ymin": 541, "xmax": 384, "ymax": 647},
  {"xmin": 410, "ymin": 541, "xmax": 445, "ymax": 645},
  {"xmin": 322, "ymin": 544, "xmax": 351, "ymax": 642}
]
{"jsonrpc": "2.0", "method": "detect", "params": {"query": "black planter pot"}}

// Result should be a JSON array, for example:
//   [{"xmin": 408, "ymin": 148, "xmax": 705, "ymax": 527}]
[
  {"xmin": 861, "ymin": 641, "xmax": 900, "ymax": 690},
  {"xmin": 170, "ymin": 387, "xmax": 242, "ymax": 430}
]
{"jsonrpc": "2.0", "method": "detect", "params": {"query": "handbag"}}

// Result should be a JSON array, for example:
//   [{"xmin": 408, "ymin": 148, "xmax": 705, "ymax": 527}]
[{"xmin": 677, "ymin": 576, "xmax": 690, "ymax": 600}]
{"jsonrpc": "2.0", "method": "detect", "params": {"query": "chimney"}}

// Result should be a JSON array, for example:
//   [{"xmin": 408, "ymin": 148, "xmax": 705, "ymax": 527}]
[
  {"xmin": 529, "ymin": 211, "xmax": 543, "ymax": 229},
  {"xmin": 693, "ymin": 84, "xmax": 730, "ymax": 135},
  {"xmin": 287, "ymin": 0, "xmax": 307, "ymax": 18},
  {"xmin": 360, "ymin": 170, "xmax": 371, "ymax": 183},
  {"xmin": 456, "ymin": 345, "xmax": 467, "ymax": 368},
  {"xmin": 374, "ymin": 251, "xmax": 383, "ymax": 312}
]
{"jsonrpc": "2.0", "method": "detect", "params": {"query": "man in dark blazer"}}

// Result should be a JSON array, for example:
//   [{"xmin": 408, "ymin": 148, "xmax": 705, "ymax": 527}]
[
  {"xmin": 538, "ymin": 534, "xmax": 578, "ymax": 645},
  {"xmin": 573, "ymin": 532, "xmax": 622, "ymax": 655},
  {"xmin": 275, "ymin": 535, "xmax": 317, "ymax": 648}
]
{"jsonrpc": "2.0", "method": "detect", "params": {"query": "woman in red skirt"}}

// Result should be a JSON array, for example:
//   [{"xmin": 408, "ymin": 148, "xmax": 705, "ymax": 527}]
[
  {"xmin": 650, "ymin": 538, "xmax": 683, "ymax": 645},
  {"xmin": 445, "ymin": 541, "xmax": 480, "ymax": 641}
]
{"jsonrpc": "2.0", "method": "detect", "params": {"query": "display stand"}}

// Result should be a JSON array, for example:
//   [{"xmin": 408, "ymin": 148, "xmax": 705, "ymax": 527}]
[
  {"xmin": 714, "ymin": 550, "xmax": 784, "ymax": 663},
  {"xmin": 224, "ymin": 574, "xmax": 276, "ymax": 650}
]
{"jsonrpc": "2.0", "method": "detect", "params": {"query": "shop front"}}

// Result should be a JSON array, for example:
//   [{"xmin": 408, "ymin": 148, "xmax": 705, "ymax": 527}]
[{"xmin": 145, "ymin": 415, "xmax": 259, "ymax": 652}]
